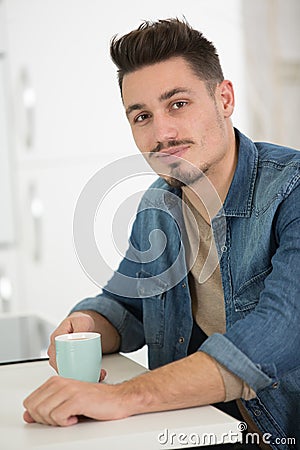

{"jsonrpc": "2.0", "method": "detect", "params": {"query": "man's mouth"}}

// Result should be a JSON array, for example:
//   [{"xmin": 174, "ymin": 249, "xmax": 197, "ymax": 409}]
[{"xmin": 156, "ymin": 145, "xmax": 190, "ymax": 163}]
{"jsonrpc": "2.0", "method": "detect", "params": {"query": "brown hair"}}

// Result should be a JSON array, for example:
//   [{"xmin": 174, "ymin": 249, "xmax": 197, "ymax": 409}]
[{"xmin": 110, "ymin": 18, "xmax": 224, "ymax": 97}]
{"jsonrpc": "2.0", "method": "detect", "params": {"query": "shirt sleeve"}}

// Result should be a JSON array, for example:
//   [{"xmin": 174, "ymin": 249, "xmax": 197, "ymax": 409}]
[
  {"xmin": 70, "ymin": 293, "xmax": 145, "ymax": 353},
  {"xmin": 201, "ymin": 183, "xmax": 300, "ymax": 392}
]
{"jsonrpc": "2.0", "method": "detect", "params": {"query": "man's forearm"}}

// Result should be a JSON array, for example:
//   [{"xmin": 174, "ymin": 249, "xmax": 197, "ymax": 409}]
[
  {"xmin": 75, "ymin": 310, "xmax": 121, "ymax": 354},
  {"xmin": 24, "ymin": 348, "xmax": 226, "ymax": 425},
  {"xmin": 117, "ymin": 351, "xmax": 226, "ymax": 416}
]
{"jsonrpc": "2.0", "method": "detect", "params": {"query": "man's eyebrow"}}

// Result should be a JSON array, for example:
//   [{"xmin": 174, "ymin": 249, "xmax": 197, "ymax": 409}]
[
  {"xmin": 159, "ymin": 87, "xmax": 191, "ymax": 102},
  {"xmin": 125, "ymin": 103, "xmax": 146, "ymax": 117},
  {"xmin": 125, "ymin": 87, "xmax": 191, "ymax": 117}
]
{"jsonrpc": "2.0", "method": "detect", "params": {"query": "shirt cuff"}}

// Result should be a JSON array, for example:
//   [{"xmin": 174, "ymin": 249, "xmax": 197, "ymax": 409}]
[
  {"xmin": 216, "ymin": 361, "xmax": 256, "ymax": 401},
  {"xmin": 70, "ymin": 295, "xmax": 145, "ymax": 353},
  {"xmin": 200, "ymin": 333, "xmax": 276, "ymax": 392}
]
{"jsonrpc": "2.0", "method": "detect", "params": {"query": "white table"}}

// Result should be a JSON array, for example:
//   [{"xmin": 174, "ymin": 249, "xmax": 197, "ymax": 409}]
[{"xmin": 0, "ymin": 355, "xmax": 242, "ymax": 450}]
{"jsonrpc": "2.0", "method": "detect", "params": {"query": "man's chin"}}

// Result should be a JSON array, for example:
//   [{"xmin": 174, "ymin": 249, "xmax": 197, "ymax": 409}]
[
  {"xmin": 160, "ymin": 169, "xmax": 205, "ymax": 188},
  {"xmin": 160, "ymin": 174, "xmax": 185, "ymax": 188}
]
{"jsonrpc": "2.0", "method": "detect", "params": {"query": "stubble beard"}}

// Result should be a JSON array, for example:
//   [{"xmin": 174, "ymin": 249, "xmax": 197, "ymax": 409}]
[
  {"xmin": 149, "ymin": 140, "xmax": 210, "ymax": 188},
  {"xmin": 161, "ymin": 161, "xmax": 209, "ymax": 188},
  {"xmin": 163, "ymin": 106, "xmax": 227, "ymax": 188}
]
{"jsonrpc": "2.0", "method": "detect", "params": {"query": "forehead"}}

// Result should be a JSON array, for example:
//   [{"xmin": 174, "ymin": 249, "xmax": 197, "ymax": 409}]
[{"xmin": 122, "ymin": 57, "xmax": 206, "ymax": 108}]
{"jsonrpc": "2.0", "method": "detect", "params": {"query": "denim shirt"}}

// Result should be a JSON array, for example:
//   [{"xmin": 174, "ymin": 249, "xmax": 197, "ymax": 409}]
[{"xmin": 72, "ymin": 130, "xmax": 300, "ymax": 449}]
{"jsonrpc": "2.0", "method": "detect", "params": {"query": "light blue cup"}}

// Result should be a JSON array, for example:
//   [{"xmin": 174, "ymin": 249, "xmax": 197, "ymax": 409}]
[{"xmin": 55, "ymin": 332, "xmax": 102, "ymax": 382}]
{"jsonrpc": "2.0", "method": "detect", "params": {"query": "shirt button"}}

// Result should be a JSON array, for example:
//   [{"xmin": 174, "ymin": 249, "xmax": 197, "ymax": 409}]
[
  {"xmin": 178, "ymin": 337, "xmax": 185, "ymax": 344},
  {"xmin": 254, "ymin": 408, "xmax": 261, "ymax": 416},
  {"xmin": 182, "ymin": 282, "xmax": 186, "ymax": 288},
  {"xmin": 221, "ymin": 245, "xmax": 227, "ymax": 252},
  {"xmin": 272, "ymin": 382, "xmax": 279, "ymax": 389}
]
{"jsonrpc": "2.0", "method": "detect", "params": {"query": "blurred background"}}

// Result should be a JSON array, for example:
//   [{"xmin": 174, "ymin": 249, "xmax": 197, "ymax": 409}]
[{"xmin": 0, "ymin": 0, "xmax": 299, "ymax": 362}]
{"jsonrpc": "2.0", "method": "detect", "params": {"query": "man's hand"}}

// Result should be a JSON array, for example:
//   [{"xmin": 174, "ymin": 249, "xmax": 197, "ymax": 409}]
[
  {"xmin": 47, "ymin": 312, "xmax": 96, "ymax": 371},
  {"xmin": 48, "ymin": 310, "xmax": 120, "ymax": 372},
  {"xmin": 23, "ymin": 376, "xmax": 129, "ymax": 427}
]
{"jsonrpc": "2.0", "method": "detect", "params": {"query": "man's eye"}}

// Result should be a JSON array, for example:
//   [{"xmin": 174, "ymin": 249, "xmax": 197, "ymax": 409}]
[
  {"xmin": 172, "ymin": 101, "xmax": 187, "ymax": 110},
  {"xmin": 135, "ymin": 113, "xmax": 150, "ymax": 123}
]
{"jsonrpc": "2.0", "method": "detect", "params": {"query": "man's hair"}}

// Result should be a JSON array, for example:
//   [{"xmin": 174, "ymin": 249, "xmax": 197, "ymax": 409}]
[{"xmin": 110, "ymin": 18, "xmax": 224, "ymax": 97}]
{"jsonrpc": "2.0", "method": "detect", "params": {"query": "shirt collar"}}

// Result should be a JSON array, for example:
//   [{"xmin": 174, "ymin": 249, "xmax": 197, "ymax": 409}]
[
  {"xmin": 146, "ymin": 129, "xmax": 258, "ymax": 218},
  {"xmin": 221, "ymin": 129, "xmax": 258, "ymax": 217}
]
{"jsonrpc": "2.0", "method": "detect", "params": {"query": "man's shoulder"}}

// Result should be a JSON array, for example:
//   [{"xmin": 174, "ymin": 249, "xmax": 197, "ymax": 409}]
[
  {"xmin": 235, "ymin": 131, "xmax": 300, "ymax": 206},
  {"xmin": 255, "ymin": 140, "xmax": 300, "ymax": 168},
  {"xmin": 254, "ymin": 141, "xmax": 300, "ymax": 199}
]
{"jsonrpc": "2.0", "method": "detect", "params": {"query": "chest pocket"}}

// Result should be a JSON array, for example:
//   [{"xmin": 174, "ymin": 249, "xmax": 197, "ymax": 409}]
[
  {"xmin": 137, "ymin": 270, "xmax": 168, "ymax": 347},
  {"xmin": 233, "ymin": 266, "xmax": 272, "ymax": 314}
]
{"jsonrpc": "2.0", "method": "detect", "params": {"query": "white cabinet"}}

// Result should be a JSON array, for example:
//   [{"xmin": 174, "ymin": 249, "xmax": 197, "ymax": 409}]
[
  {"xmin": 4, "ymin": 0, "xmax": 126, "ymax": 161},
  {"xmin": 0, "ymin": 248, "xmax": 18, "ymax": 312},
  {"xmin": 0, "ymin": 1, "xmax": 15, "ymax": 246},
  {"xmin": 0, "ymin": 58, "xmax": 15, "ymax": 245},
  {"xmin": 14, "ymin": 160, "xmax": 106, "ymax": 319},
  {"xmin": 0, "ymin": 0, "xmax": 17, "ymax": 313},
  {"xmin": 1, "ymin": 0, "xmax": 128, "ymax": 319}
]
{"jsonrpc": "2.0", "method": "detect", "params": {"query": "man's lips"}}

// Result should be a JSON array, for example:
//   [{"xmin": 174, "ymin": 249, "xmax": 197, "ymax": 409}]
[{"xmin": 157, "ymin": 145, "xmax": 190, "ymax": 161}]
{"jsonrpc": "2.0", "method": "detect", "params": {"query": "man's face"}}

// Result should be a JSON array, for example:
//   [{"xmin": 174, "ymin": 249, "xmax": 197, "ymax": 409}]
[{"xmin": 122, "ymin": 57, "xmax": 235, "ymax": 187}]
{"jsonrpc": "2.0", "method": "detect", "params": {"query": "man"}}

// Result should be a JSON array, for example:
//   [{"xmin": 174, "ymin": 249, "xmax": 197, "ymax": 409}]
[{"xmin": 23, "ymin": 19, "xmax": 299, "ymax": 449}]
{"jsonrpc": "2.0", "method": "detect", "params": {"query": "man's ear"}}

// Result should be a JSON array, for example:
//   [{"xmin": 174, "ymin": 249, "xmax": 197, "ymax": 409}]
[{"xmin": 218, "ymin": 80, "xmax": 235, "ymax": 118}]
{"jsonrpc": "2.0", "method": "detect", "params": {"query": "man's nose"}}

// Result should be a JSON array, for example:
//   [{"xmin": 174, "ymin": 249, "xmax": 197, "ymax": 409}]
[{"xmin": 153, "ymin": 114, "xmax": 178, "ymax": 144}]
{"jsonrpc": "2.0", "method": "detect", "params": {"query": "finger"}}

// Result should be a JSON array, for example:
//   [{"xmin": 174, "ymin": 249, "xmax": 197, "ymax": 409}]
[
  {"xmin": 24, "ymin": 380, "xmax": 49, "ymax": 411},
  {"xmin": 47, "ymin": 319, "xmax": 76, "ymax": 370},
  {"xmin": 24, "ymin": 403, "xmax": 56, "ymax": 426},
  {"xmin": 99, "ymin": 369, "xmax": 107, "ymax": 382},
  {"xmin": 33, "ymin": 395, "xmax": 63, "ymax": 426},
  {"xmin": 23, "ymin": 377, "xmax": 65, "ymax": 426},
  {"xmin": 23, "ymin": 407, "xmax": 56, "ymax": 427},
  {"xmin": 38, "ymin": 389, "xmax": 82, "ymax": 426},
  {"xmin": 71, "ymin": 313, "xmax": 95, "ymax": 333},
  {"xmin": 23, "ymin": 410, "xmax": 35, "ymax": 423},
  {"xmin": 50, "ymin": 401, "xmax": 79, "ymax": 427},
  {"xmin": 47, "ymin": 346, "xmax": 58, "ymax": 372},
  {"xmin": 62, "ymin": 415, "xmax": 78, "ymax": 426},
  {"xmin": 47, "ymin": 314, "xmax": 95, "ymax": 369}
]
